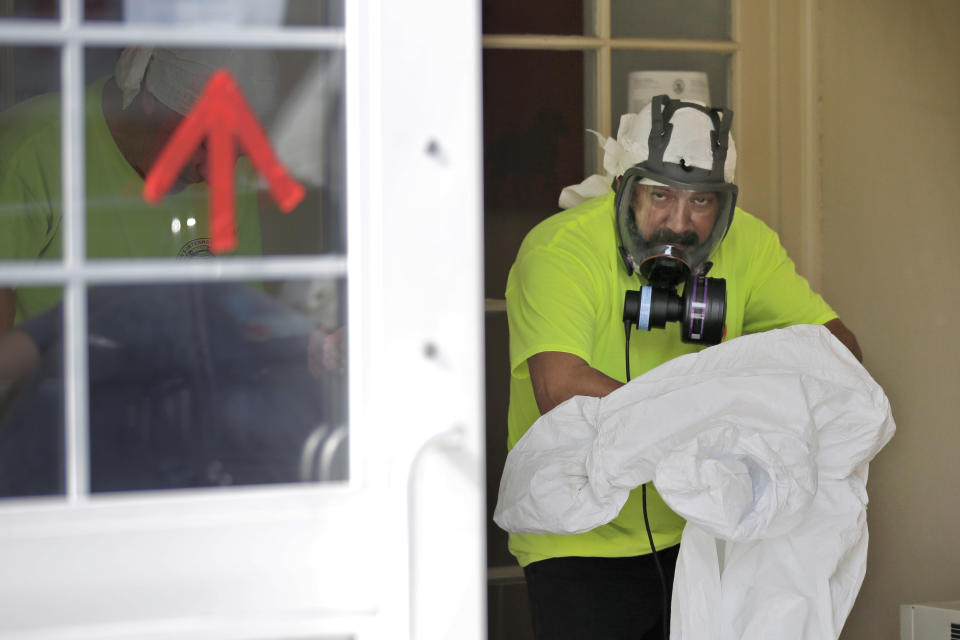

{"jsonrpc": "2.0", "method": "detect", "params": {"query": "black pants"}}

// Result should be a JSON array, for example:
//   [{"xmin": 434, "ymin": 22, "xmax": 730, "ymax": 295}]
[{"xmin": 522, "ymin": 545, "xmax": 680, "ymax": 640}]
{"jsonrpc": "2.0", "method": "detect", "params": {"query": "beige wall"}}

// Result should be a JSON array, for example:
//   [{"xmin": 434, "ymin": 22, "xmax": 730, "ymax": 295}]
[{"xmin": 818, "ymin": 1, "xmax": 960, "ymax": 638}]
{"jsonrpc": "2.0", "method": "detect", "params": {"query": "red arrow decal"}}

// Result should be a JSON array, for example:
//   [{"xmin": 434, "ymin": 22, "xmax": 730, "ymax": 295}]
[{"xmin": 143, "ymin": 70, "xmax": 305, "ymax": 254}]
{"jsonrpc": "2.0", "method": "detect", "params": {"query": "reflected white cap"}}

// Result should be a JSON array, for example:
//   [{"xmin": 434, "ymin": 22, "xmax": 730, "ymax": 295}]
[{"xmin": 115, "ymin": 47, "xmax": 277, "ymax": 119}]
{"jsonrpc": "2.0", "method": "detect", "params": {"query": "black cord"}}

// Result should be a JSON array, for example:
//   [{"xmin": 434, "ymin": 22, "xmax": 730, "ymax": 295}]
[
  {"xmin": 643, "ymin": 485, "xmax": 669, "ymax": 640},
  {"xmin": 625, "ymin": 319, "xmax": 670, "ymax": 640}
]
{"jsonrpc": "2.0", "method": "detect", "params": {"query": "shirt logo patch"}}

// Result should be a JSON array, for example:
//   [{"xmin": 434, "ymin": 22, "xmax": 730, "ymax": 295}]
[{"xmin": 178, "ymin": 238, "xmax": 213, "ymax": 257}]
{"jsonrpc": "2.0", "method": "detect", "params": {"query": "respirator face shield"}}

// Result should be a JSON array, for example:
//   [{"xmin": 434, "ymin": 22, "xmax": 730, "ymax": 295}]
[
  {"xmin": 617, "ymin": 94, "xmax": 738, "ymax": 346},
  {"xmin": 616, "ymin": 166, "xmax": 737, "ymax": 288}
]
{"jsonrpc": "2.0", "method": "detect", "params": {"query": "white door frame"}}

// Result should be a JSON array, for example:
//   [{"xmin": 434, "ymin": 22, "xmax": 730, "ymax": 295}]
[{"xmin": 0, "ymin": 1, "xmax": 484, "ymax": 638}]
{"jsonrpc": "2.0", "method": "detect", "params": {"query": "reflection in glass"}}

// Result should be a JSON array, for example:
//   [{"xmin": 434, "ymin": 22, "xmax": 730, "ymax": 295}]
[
  {"xmin": 0, "ymin": 46, "xmax": 64, "ymax": 328},
  {"xmin": 611, "ymin": 51, "xmax": 730, "ymax": 125},
  {"xmin": 71, "ymin": 46, "xmax": 343, "ymax": 260},
  {"xmin": 84, "ymin": 46, "xmax": 276, "ymax": 260},
  {"xmin": 83, "ymin": 0, "xmax": 344, "ymax": 26},
  {"xmin": 84, "ymin": 279, "xmax": 347, "ymax": 491},
  {"xmin": 1, "ymin": 43, "xmax": 345, "ymax": 267},
  {"xmin": 0, "ymin": 46, "xmax": 151, "ymax": 277},
  {"xmin": 284, "ymin": 0, "xmax": 344, "ymax": 26},
  {"xmin": 0, "ymin": 0, "xmax": 58, "ymax": 20},
  {"xmin": 610, "ymin": 0, "xmax": 730, "ymax": 40},
  {"xmin": 0, "ymin": 286, "xmax": 64, "ymax": 498},
  {"xmin": 0, "ymin": 45, "xmax": 60, "ymax": 109},
  {"xmin": 0, "ymin": 280, "xmax": 347, "ymax": 494},
  {"xmin": 263, "ymin": 49, "xmax": 346, "ymax": 256}
]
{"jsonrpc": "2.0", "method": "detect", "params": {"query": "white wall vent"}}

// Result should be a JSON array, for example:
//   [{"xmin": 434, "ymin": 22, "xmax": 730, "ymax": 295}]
[{"xmin": 901, "ymin": 601, "xmax": 960, "ymax": 640}]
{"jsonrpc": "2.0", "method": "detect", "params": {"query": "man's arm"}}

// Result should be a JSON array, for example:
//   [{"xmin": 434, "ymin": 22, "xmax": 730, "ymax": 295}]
[
  {"xmin": 528, "ymin": 319, "xmax": 862, "ymax": 416},
  {"xmin": 0, "ymin": 328, "xmax": 40, "ymax": 386},
  {"xmin": 825, "ymin": 317, "xmax": 863, "ymax": 362},
  {"xmin": 0, "ymin": 288, "xmax": 14, "ymax": 333},
  {"xmin": 527, "ymin": 351, "xmax": 623, "ymax": 415}
]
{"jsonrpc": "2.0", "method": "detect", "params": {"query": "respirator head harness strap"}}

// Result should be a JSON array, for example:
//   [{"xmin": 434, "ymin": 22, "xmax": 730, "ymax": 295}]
[{"xmin": 644, "ymin": 96, "xmax": 732, "ymax": 184}]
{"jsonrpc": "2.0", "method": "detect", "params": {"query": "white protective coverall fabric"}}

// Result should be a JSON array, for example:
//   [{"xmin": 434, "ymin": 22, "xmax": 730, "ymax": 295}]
[{"xmin": 493, "ymin": 324, "xmax": 895, "ymax": 640}]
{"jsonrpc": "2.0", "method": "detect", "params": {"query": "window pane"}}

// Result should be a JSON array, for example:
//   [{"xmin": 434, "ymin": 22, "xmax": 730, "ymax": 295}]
[
  {"xmin": 83, "ymin": 0, "xmax": 122, "ymax": 20},
  {"xmin": 79, "ymin": 279, "xmax": 347, "ymax": 492},
  {"xmin": 483, "ymin": 0, "xmax": 587, "ymax": 35},
  {"xmin": 83, "ymin": 0, "xmax": 344, "ymax": 26},
  {"xmin": 0, "ymin": 0, "xmax": 58, "ymax": 20},
  {"xmin": 611, "ymin": 50, "xmax": 730, "ymax": 126},
  {"xmin": 611, "ymin": 0, "xmax": 730, "ymax": 40},
  {"xmin": 284, "ymin": 0, "xmax": 344, "ymax": 26},
  {"xmin": 483, "ymin": 49, "xmax": 592, "ymax": 298},
  {"xmin": 81, "ymin": 46, "xmax": 344, "ymax": 259},
  {"xmin": 0, "ymin": 45, "xmax": 60, "ymax": 108},
  {"xmin": 0, "ymin": 46, "xmax": 62, "ymax": 313},
  {"xmin": 0, "ymin": 285, "xmax": 64, "ymax": 499}
]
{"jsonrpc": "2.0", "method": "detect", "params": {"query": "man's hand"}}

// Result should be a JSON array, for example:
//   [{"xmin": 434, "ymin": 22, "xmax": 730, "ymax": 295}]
[
  {"xmin": 824, "ymin": 318, "xmax": 863, "ymax": 362},
  {"xmin": 527, "ymin": 351, "xmax": 623, "ymax": 415},
  {"xmin": 0, "ymin": 329, "xmax": 40, "ymax": 388}
]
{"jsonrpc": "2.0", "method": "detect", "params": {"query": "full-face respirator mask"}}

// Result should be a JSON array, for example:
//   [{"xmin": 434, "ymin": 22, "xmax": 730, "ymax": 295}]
[{"xmin": 616, "ymin": 95, "xmax": 738, "ymax": 346}]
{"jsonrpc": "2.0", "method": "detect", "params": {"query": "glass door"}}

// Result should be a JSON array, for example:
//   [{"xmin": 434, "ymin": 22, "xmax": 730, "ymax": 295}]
[{"xmin": 0, "ymin": 1, "xmax": 483, "ymax": 638}]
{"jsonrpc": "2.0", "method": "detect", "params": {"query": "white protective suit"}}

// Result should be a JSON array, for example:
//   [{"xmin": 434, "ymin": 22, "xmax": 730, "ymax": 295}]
[{"xmin": 494, "ymin": 324, "xmax": 895, "ymax": 640}]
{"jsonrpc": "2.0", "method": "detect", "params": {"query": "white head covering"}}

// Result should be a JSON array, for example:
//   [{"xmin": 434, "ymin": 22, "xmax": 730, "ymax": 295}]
[
  {"xmin": 115, "ymin": 47, "xmax": 278, "ymax": 120},
  {"xmin": 559, "ymin": 100, "xmax": 738, "ymax": 209}
]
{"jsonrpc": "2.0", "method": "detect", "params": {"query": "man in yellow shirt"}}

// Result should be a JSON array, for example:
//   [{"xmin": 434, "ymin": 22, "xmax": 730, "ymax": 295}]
[
  {"xmin": 0, "ymin": 48, "xmax": 273, "ymax": 329},
  {"xmin": 504, "ymin": 94, "xmax": 861, "ymax": 639}
]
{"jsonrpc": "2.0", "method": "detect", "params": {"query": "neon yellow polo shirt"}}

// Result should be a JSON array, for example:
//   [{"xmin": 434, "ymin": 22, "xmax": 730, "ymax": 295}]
[
  {"xmin": 0, "ymin": 77, "xmax": 262, "ymax": 324},
  {"xmin": 505, "ymin": 191, "xmax": 837, "ymax": 567}
]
